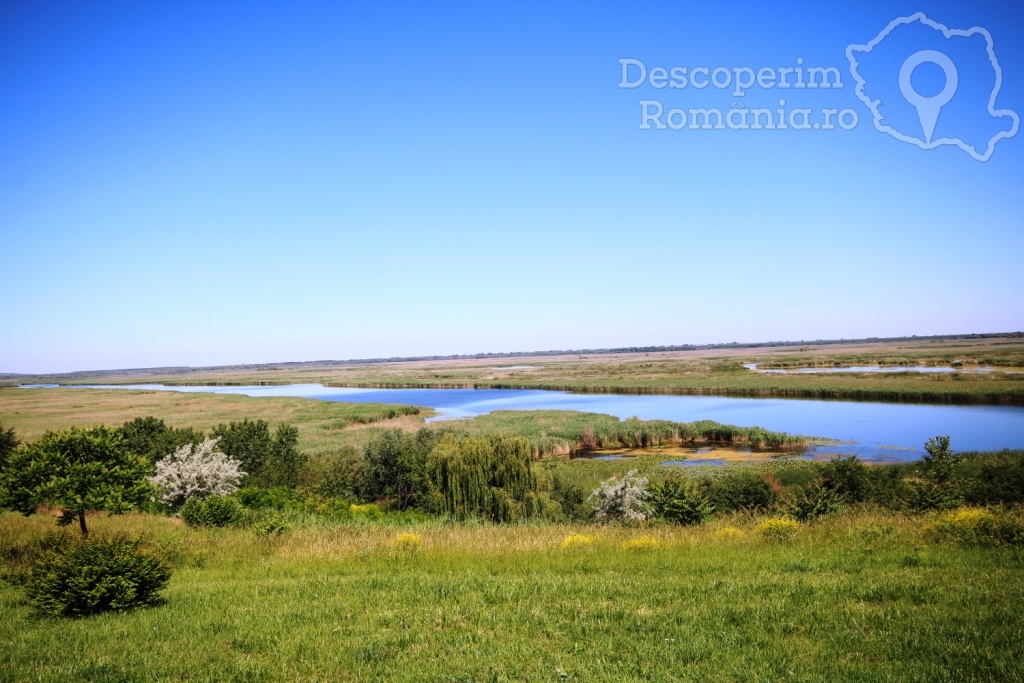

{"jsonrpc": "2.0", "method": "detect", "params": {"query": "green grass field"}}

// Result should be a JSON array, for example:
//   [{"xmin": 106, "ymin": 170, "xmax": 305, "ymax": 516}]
[{"xmin": 2, "ymin": 509, "xmax": 1022, "ymax": 682}]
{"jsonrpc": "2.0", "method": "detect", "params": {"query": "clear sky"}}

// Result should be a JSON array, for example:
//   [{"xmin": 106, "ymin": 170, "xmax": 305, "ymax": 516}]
[{"xmin": 2, "ymin": 1, "xmax": 1022, "ymax": 373}]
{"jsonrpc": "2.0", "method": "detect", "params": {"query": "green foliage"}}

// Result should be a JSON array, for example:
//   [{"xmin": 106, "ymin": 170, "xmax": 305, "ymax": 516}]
[
  {"xmin": 360, "ymin": 428, "xmax": 439, "ymax": 510},
  {"xmin": 212, "ymin": 419, "xmax": 273, "ymax": 479},
  {"xmin": 180, "ymin": 495, "xmax": 245, "ymax": 528},
  {"xmin": 262, "ymin": 424, "xmax": 306, "ymax": 488},
  {"xmin": 905, "ymin": 478, "xmax": 960, "ymax": 512},
  {"xmin": 0, "ymin": 423, "xmax": 18, "ymax": 472},
  {"xmin": 211, "ymin": 419, "xmax": 305, "ymax": 488},
  {"xmin": 550, "ymin": 473, "xmax": 589, "ymax": 522},
  {"xmin": 902, "ymin": 435, "xmax": 961, "ymax": 511},
  {"xmin": 443, "ymin": 411, "xmax": 808, "ymax": 458},
  {"xmin": 921, "ymin": 435, "xmax": 956, "ymax": 486},
  {"xmin": 651, "ymin": 475, "xmax": 714, "ymax": 526},
  {"xmin": 235, "ymin": 486, "xmax": 304, "ymax": 511},
  {"xmin": 116, "ymin": 416, "xmax": 205, "ymax": 462},
  {"xmin": 706, "ymin": 469, "xmax": 777, "ymax": 513},
  {"xmin": 955, "ymin": 450, "xmax": 1024, "ymax": 505},
  {"xmin": 23, "ymin": 533, "xmax": 171, "ymax": 617},
  {"xmin": 316, "ymin": 446, "xmax": 364, "ymax": 499},
  {"xmin": 251, "ymin": 514, "xmax": 292, "ymax": 536},
  {"xmin": 426, "ymin": 433, "xmax": 540, "ymax": 522},
  {"xmin": 0, "ymin": 426, "xmax": 152, "ymax": 536},
  {"xmin": 790, "ymin": 480, "xmax": 845, "ymax": 521},
  {"xmin": 820, "ymin": 456, "xmax": 869, "ymax": 503}
]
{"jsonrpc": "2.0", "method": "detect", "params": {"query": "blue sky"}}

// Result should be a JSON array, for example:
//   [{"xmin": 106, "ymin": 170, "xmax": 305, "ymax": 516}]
[{"xmin": 2, "ymin": 1, "xmax": 1022, "ymax": 373}]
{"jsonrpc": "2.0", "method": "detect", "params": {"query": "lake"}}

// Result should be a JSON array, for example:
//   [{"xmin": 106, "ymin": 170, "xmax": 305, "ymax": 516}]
[{"xmin": 37, "ymin": 383, "xmax": 1024, "ymax": 462}]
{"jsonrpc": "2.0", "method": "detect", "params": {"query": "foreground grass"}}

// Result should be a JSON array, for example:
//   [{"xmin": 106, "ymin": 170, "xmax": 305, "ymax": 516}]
[
  {"xmin": 2, "ymin": 511, "xmax": 1022, "ymax": 682},
  {"xmin": 0, "ymin": 388, "xmax": 429, "ymax": 460}
]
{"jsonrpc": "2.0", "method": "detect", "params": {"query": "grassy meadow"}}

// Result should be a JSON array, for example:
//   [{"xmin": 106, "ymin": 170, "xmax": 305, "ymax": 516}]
[
  {"xmin": 2, "ymin": 365, "xmax": 1023, "ymax": 681},
  {"xmin": 2, "ymin": 509, "xmax": 1023, "ymax": 682},
  {"xmin": 0, "ymin": 387, "xmax": 428, "ymax": 461}
]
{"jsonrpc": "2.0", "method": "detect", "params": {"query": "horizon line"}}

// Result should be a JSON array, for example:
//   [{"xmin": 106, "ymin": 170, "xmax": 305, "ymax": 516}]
[{"xmin": 3, "ymin": 330, "xmax": 1021, "ymax": 380}]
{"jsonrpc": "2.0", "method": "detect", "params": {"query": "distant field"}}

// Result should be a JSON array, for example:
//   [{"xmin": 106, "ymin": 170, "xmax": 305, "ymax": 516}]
[
  {"xmin": 7, "ymin": 335, "xmax": 1023, "ymax": 404},
  {"xmin": 1, "ymin": 510, "xmax": 1021, "ymax": 682},
  {"xmin": 0, "ymin": 388, "xmax": 429, "ymax": 460}
]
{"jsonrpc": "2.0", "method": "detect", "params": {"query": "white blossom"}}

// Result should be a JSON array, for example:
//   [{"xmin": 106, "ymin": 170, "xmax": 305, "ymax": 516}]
[
  {"xmin": 589, "ymin": 469, "xmax": 652, "ymax": 522},
  {"xmin": 149, "ymin": 438, "xmax": 245, "ymax": 508}
]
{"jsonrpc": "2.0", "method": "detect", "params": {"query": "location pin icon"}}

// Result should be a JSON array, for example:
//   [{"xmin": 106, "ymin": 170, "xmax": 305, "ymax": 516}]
[{"xmin": 899, "ymin": 50, "xmax": 958, "ymax": 143}]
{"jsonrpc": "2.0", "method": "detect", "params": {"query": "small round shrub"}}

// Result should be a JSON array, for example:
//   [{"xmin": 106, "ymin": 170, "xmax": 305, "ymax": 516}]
[
  {"xmin": 180, "ymin": 495, "xmax": 245, "ymax": 528},
  {"xmin": 252, "ymin": 514, "xmax": 292, "ymax": 537},
  {"xmin": 560, "ymin": 534, "xmax": 594, "ymax": 551},
  {"xmin": 619, "ymin": 536, "xmax": 661, "ymax": 551},
  {"xmin": 790, "ymin": 481, "xmax": 845, "ymax": 521},
  {"xmin": 25, "ymin": 534, "xmax": 171, "ymax": 617},
  {"xmin": 391, "ymin": 532, "xmax": 424, "ymax": 550},
  {"xmin": 757, "ymin": 517, "xmax": 800, "ymax": 541}
]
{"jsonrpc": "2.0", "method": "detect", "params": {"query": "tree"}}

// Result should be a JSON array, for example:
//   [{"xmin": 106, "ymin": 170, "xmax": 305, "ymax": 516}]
[
  {"xmin": 212, "ymin": 419, "xmax": 273, "ymax": 479},
  {"xmin": 360, "ymin": 428, "xmax": 437, "ymax": 510},
  {"xmin": 117, "ymin": 416, "xmax": 205, "ymax": 463},
  {"xmin": 425, "ymin": 433, "xmax": 538, "ymax": 521},
  {"xmin": 0, "ymin": 426, "xmax": 152, "ymax": 536},
  {"xmin": 922, "ymin": 435, "xmax": 955, "ymax": 485},
  {"xmin": 262, "ymin": 424, "xmax": 306, "ymax": 488},
  {"xmin": 0, "ymin": 423, "xmax": 18, "ymax": 472},
  {"xmin": 589, "ymin": 470, "xmax": 652, "ymax": 522},
  {"xmin": 149, "ymin": 438, "xmax": 246, "ymax": 509}
]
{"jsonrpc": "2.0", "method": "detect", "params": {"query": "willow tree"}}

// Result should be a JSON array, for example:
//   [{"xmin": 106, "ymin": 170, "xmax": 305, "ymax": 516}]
[
  {"xmin": 0, "ymin": 426, "xmax": 151, "ymax": 536},
  {"xmin": 426, "ymin": 433, "xmax": 539, "ymax": 522}
]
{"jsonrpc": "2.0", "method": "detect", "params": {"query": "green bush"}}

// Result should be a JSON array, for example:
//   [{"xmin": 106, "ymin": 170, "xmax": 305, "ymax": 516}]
[
  {"xmin": 180, "ymin": 495, "xmax": 245, "ymax": 528},
  {"xmin": 251, "ymin": 514, "xmax": 292, "ymax": 536},
  {"xmin": 955, "ymin": 450, "xmax": 1024, "ymax": 505},
  {"xmin": 706, "ymin": 469, "xmax": 777, "ymax": 513},
  {"xmin": 235, "ymin": 486, "xmax": 303, "ymax": 511},
  {"xmin": 24, "ymin": 534, "xmax": 171, "ymax": 617},
  {"xmin": 316, "ymin": 446, "xmax": 364, "ymax": 499},
  {"xmin": 651, "ymin": 475, "xmax": 714, "ymax": 526},
  {"xmin": 820, "ymin": 456, "xmax": 869, "ymax": 503},
  {"xmin": 360, "ymin": 428, "xmax": 439, "ymax": 509},
  {"xmin": 550, "ymin": 473, "xmax": 589, "ymax": 522},
  {"xmin": 790, "ymin": 480, "xmax": 845, "ymax": 521}
]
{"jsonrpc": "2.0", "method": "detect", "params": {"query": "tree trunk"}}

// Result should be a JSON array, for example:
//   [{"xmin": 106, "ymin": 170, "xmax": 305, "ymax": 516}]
[{"xmin": 79, "ymin": 511, "xmax": 88, "ymax": 537}]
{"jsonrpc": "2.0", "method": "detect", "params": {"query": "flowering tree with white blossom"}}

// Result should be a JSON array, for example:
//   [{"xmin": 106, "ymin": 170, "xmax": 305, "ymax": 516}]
[
  {"xmin": 150, "ymin": 438, "xmax": 245, "ymax": 509},
  {"xmin": 589, "ymin": 469, "xmax": 652, "ymax": 522}
]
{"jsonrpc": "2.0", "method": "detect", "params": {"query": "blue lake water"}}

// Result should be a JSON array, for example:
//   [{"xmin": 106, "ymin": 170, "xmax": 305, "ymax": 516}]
[{"xmin": 28, "ymin": 383, "xmax": 1024, "ymax": 462}]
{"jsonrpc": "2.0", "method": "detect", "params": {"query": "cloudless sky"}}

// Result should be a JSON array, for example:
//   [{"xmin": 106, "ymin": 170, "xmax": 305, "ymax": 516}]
[{"xmin": 2, "ymin": 1, "xmax": 1022, "ymax": 373}]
